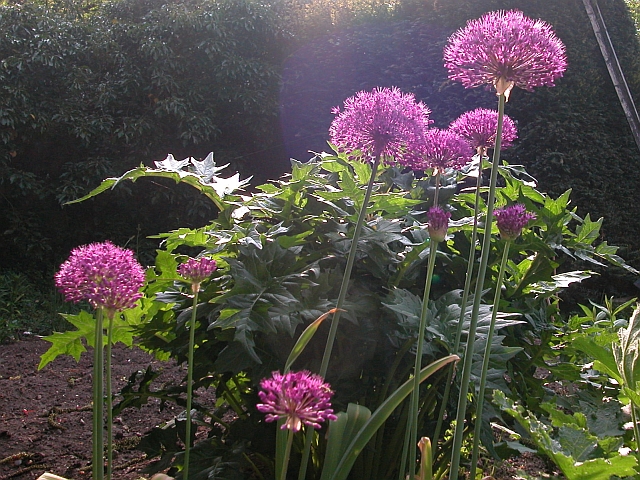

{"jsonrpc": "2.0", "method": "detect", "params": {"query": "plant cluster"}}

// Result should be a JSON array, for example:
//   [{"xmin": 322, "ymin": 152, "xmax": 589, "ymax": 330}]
[
  {"xmin": 37, "ymin": 5, "xmax": 640, "ymax": 480},
  {"xmin": 43, "ymin": 143, "xmax": 635, "ymax": 478}
]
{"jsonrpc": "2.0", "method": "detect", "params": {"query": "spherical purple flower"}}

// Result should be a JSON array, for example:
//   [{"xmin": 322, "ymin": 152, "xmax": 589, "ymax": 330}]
[
  {"xmin": 444, "ymin": 10, "xmax": 567, "ymax": 99},
  {"xmin": 427, "ymin": 206, "xmax": 451, "ymax": 243},
  {"xmin": 418, "ymin": 129, "xmax": 473, "ymax": 172},
  {"xmin": 178, "ymin": 257, "xmax": 217, "ymax": 285},
  {"xmin": 257, "ymin": 370, "xmax": 338, "ymax": 432},
  {"xmin": 449, "ymin": 108, "xmax": 518, "ymax": 153},
  {"xmin": 55, "ymin": 241, "xmax": 145, "ymax": 313},
  {"xmin": 494, "ymin": 204, "xmax": 536, "ymax": 240},
  {"xmin": 329, "ymin": 87, "xmax": 432, "ymax": 167}
]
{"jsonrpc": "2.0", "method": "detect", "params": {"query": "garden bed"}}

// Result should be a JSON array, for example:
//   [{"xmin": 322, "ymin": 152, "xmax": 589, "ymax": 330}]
[{"xmin": 0, "ymin": 338, "xmax": 187, "ymax": 480}]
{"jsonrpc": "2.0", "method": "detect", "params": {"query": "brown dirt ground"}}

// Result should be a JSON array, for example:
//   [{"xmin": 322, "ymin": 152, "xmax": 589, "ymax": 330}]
[
  {"xmin": 0, "ymin": 337, "xmax": 189, "ymax": 480},
  {"xmin": 0, "ymin": 338, "xmax": 561, "ymax": 480}
]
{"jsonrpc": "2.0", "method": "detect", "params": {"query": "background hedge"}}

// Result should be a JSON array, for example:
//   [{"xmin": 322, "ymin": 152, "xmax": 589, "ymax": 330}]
[{"xmin": 1, "ymin": 0, "xmax": 639, "ymax": 297}]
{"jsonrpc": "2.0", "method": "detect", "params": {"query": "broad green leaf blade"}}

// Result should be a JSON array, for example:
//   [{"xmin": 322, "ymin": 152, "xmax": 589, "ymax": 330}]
[
  {"xmin": 275, "ymin": 419, "xmax": 287, "ymax": 480},
  {"xmin": 321, "ymin": 404, "xmax": 372, "ymax": 480},
  {"xmin": 327, "ymin": 354, "xmax": 459, "ymax": 480},
  {"xmin": 284, "ymin": 308, "xmax": 339, "ymax": 373}
]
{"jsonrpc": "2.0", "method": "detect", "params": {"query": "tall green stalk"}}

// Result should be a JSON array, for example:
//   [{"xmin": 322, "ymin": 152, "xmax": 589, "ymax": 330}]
[
  {"xmin": 93, "ymin": 308, "xmax": 105, "ymax": 480},
  {"xmin": 183, "ymin": 286, "xmax": 200, "ymax": 480},
  {"xmin": 449, "ymin": 93, "xmax": 507, "ymax": 480},
  {"xmin": 318, "ymin": 155, "xmax": 381, "ymax": 376},
  {"xmin": 469, "ymin": 241, "xmax": 511, "ymax": 478},
  {"xmin": 298, "ymin": 155, "xmax": 382, "ymax": 480},
  {"xmin": 105, "ymin": 310, "xmax": 116, "ymax": 480},
  {"xmin": 431, "ymin": 157, "xmax": 484, "ymax": 456},
  {"xmin": 406, "ymin": 236, "xmax": 440, "ymax": 476},
  {"xmin": 280, "ymin": 430, "xmax": 295, "ymax": 480}
]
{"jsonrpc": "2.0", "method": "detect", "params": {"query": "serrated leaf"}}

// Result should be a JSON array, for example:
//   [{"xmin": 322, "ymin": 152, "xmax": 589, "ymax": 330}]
[
  {"xmin": 351, "ymin": 160, "xmax": 372, "ymax": 185},
  {"xmin": 155, "ymin": 153, "xmax": 191, "ymax": 171},
  {"xmin": 211, "ymin": 172, "xmax": 251, "ymax": 197},
  {"xmin": 277, "ymin": 230, "xmax": 313, "ymax": 248},
  {"xmin": 557, "ymin": 425, "xmax": 597, "ymax": 462},
  {"xmin": 191, "ymin": 152, "xmax": 227, "ymax": 182},
  {"xmin": 572, "ymin": 336, "xmax": 622, "ymax": 383},
  {"xmin": 495, "ymin": 391, "xmax": 638, "ymax": 480},
  {"xmin": 38, "ymin": 310, "xmax": 97, "ymax": 369}
]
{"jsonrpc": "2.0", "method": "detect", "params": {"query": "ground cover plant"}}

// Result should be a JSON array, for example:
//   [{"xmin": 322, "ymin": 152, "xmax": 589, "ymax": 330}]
[{"xmin": 33, "ymin": 6, "xmax": 640, "ymax": 480}]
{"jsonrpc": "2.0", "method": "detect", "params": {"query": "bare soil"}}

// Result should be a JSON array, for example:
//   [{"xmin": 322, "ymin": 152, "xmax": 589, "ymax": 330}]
[{"xmin": 0, "ymin": 337, "xmax": 186, "ymax": 480}]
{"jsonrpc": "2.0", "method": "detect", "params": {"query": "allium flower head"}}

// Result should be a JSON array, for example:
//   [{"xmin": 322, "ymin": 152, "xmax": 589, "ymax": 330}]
[
  {"xmin": 428, "ymin": 206, "xmax": 451, "ymax": 243},
  {"xmin": 257, "ymin": 370, "xmax": 337, "ymax": 432},
  {"xmin": 178, "ymin": 257, "xmax": 217, "ymax": 285},
  {"xmin": 419, "ymin": 129, "xmax": 473, "ymax": 172},
  {"xmin": 55, "ymin": 241, "xmax": 145, "ymax": 313},
  {"xmin": 444, "ymin": 10, "xmax": 567, "ymax": 99},
  {"xmin": 450, "ymin": 108, "xmax": 518, "ymax": 152},
  {"xmin": 329, "ymin": 87, "xmax": 431, "ymax": 167},
  {"xmin": 494, "ymin": 204, "xmax": 536, "ymax": 240}
]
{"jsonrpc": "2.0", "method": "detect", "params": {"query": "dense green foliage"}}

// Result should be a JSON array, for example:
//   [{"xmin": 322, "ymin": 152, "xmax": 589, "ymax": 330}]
[
  {"xmin": 0, "ymin": 0, "xmax": 289, "ymax": 275},
  {"xmin": 46, "ymin": 149, "xmax": 632, "ymax": 478}
]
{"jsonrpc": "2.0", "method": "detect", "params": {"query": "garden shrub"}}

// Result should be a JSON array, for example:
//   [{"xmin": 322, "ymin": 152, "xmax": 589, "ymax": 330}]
[{"xmin": 0, "ymin": 0, "xmax": 289, "ymax": 274}]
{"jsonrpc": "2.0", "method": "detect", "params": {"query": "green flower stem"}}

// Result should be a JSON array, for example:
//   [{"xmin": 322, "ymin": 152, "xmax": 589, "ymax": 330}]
[
  {"xmin": 105, "ymin": 310, "xmax": 116, "ymax": 480},
  {"xmin": 431, "ymin": 157, "xmax": 484, "ymax": 456},
  {"xmin": 403, "ymin": 177, "xmax": 443, "ymax": 479},
  {"xmin": 93, "ymin": 308, "xmax": 105, "ymax": 480},
  {"xmin": 183, "ymin": 284, "xmax": 200, "ymax": 480},
  {"xmin": 280, "ymin": 429, "xmax": 295, "ymax": 480},
  {"xmin": 449, "ymin": 92, "xmax": 507, "ymax": 480},
  {"xmin": 319, "ymin": 154, "xmax": 381, "ymax": 377},
  {"xmin": 298, "ymin": 155, "xmax": 381, "ymax": 480},
  {"xmin": 406, "ymin": 237, "xmax": 440, "ymax": 477},
  {"xmin": 453, "ymin": 157, "xmax": 485, "ymax": 354},
  {"xmin": 469, "ymin": 240, "xmax": 511, "ymax": 478},
  {"xmin": 398, "ymin": 407, "xmax": 412, "ymax": 480},
  {"xmin": 432, "ymin": 172, "xmax": 441, "ymax": 207}
]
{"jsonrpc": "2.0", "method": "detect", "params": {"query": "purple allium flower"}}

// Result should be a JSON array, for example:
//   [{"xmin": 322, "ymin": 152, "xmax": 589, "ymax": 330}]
[
  {"xmin": 257, "ymin": 370, "xmax": 338, "ymax": 432},
  {"xmin": 329, "ymin": 87, "xmax": 431, "ymax": 167},
  {"xmin": 494, "ymin": 204, "xmax": 536, "ymax": 240},
  {"xmin": 178, "ymin": 257, "xmax": 217, "ymax": 285},
  {"xmin": 444, "ymin": 10, "xmax": 567, "ymax": 99},
  {"xmin": 449, "ymin": 108, "xmax": 518, "ymax": 152},
  {"xmin": 428, "ymin": 206, "xmax": 451, "ymax": 243},
  {"xmin": 418, "ymin": 129, "xmax": 473, "ymax": 172},
  {"xmin": 55, "ymin": 241, "xmax": 145, "ymax": 313}
]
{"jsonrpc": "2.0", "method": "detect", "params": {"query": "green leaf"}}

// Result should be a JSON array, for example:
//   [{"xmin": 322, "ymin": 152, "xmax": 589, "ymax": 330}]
[
  {"xmin": 321, "ymin": 404, "xmax": 372, "ymax": 480},
  {"xmin": 38, "ymin": 310, "xmax": 96, "ymax": 369},
  {"xmin": 66, "ymin": 157, "xmax": 249, "ymax": 209},
  {"xmin": 572, "ymin": 336, "xmax": 622, "ymax": 383},
  {"xmin": 495, "ymin": 391, "xmax": 638, "ymax": 480},
  {"xmin": 277, "ymin": 230, "xmax": 314, "ymax": 249},
  {"xmin": 574, "ymin": 214, "xmax": 602, "ymax": 245},
  {"xmin": 557, "ymin": 425, "xmax": 597, "ymax": 462},
  {"xmin": 284, "ymin": 308, "xmax": 338, "ymax": 373}
]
